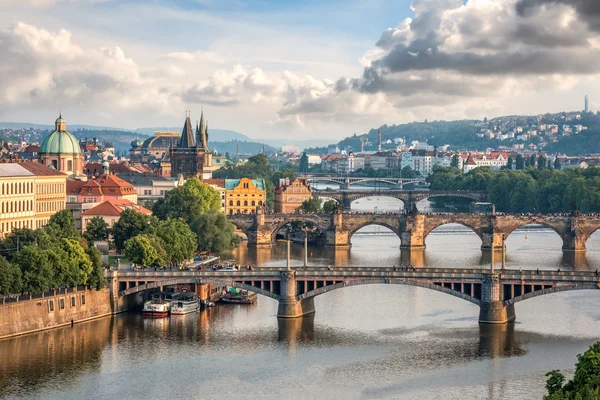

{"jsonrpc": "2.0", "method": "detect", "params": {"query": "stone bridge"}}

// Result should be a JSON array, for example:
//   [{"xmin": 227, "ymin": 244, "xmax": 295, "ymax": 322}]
[
  {"xmin": 302, "ymin": 175, "xmax": 426, "ymax": 189},
  {"xmin": 227, "ymin": 211, "xmax": 600, "ymax": 253},
  {"xmin": 107, "ymin": 267, "xmax": 600, "ymax": 324},
  {"xmin": 314, "ymin": 189, "xmax": 487, "ymax": 210}
]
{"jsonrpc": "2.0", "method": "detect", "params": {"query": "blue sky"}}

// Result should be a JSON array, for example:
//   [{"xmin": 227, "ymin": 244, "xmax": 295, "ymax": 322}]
[{"xmin": 0, "ymin": 0, "xmax": 598, "ymax": 140}]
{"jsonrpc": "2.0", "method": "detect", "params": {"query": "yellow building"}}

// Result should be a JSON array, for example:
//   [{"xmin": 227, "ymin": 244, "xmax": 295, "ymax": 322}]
[
  {"xmin": 274, "ymin": 178, "xmax": 312, "ymax": 213},
  {"xmin": 225, "ymin": 178, "xmax": 266, "ymax": 215},
  {"xmin": 0, "ymin": 162, "xmax": 67, "ymax": 237}
]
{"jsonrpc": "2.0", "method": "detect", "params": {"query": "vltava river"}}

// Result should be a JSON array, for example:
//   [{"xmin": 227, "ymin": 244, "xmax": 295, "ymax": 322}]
[{"xmin": 1, "ymin": 198, "xmax": 600, "ymax": 399}]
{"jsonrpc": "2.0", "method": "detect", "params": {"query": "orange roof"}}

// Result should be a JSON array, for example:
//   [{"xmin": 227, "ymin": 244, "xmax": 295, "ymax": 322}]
[
  {"xmin": 18, "ymin": 162, "xmax": 67, "ymax": 176},
  {"xmin": 82, "ymin": 199, "xmax": 151, "ymax": 217},
  {"xmin": 203, "ymin": 178, "xmax": 225, "ymax": 188},
  {"xmin": 81, "ymin": 174, "xmax": 136, "ymax": 196}
]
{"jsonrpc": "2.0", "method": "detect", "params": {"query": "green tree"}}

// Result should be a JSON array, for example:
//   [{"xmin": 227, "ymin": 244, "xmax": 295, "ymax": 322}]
[
  {"xmin": 46, "ymin": 209, "xmax": 79, "ymax": 239},
  {"xmin": 530, "ymin": 154, "xmax": 537, "ymax": 168},
  {"xmin": 401, "ymin": 165, "xmax": 418, "ymax": 178},
  {"xmin": 554, "ymin": 158, "xmax": 561, "ymax": 170},
  {"xmin": 14, "ymin": 246, "xmax": 55, "ymax": 293},
  {"xmin": 507, "ymin": 156, "xmax": 513, "ymax": 170},
  {"xmin": 112, "ymin": 208, "xmax": 154, "ymax": 251},
  {"xmin": 86, "ymin": 246, "xmax": 106, "ymax": 289},
  {"xmin": 298, "ymin": 152, "xmax": 309, "ymax": 173},
  {"xmin": 544, "ymin": 342, "xmax": 600, "ymax": 399},
  {"xmin": 0, "ymin": 255, "xmax": 22, "ymax": 295},
  {"xmin": 516, "ymin": 154, "xmax": 525, "ymax": 170},
  {"xmin": 62, "ymin": 239, "xmax": 93, "ymax": 285},
  {"xmin": 83, "ymin": 216, "xmax": 110, "ymax": 243},
  {"xmin": 323, "ymin": 199, "xmax": 339, "ymax": 213},
  {"xmin": 547, "ymin": 159, "xmax": 553, "ymax": 170},
  {"xmin": 152, "ymin": 178, "xmax": 220, "ymax": 222},
  {"xmin": 300, "ymin": 195, "xmax": 323, "ymax": 213},
  {"xmin": 150, "ymin": 219, "xmax": 197, "ymax": 268},
  {"xmin": 125, "ymin": 234, "xmax": 167, "ymax": 268},
  {"xmin": 451, "ymin": 154, "xmax": 459, "ymax": 168},
  {"xmin": 538, "ymin": 154, "xmax": 546, "ymax": 169},
  {"xmin": 190, "ymin": 211, "xmax": 240, "ymax": 254}
]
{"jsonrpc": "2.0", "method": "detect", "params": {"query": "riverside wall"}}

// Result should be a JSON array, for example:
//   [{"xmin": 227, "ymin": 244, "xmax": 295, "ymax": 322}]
[{"xmin": 0, "ymin": 288, "xmax": 113, "ymax": 340}]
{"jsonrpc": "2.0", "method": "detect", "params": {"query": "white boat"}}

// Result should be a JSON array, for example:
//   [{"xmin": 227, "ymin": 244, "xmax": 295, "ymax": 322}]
[
  {"xmin": 142, "ymin": 294, "xmax": 171, "ymax": 318},
  {"xmin": 170, "ymin": 292, "xmax": 200, "ymax": 315}
]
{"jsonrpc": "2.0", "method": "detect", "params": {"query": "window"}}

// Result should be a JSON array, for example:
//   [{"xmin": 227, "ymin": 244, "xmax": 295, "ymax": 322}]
[
  {"xmin": 59, "ymin": 298, "xmax": 65, "ymax": 310},
  {"xmin": 244, "ymin": 201, "xmax": 248, "ymax": 206},
  {"xmin": 251, "ymin": 201, "xmax": 255, "ymax": 206},
  {"xmin": 236, "ymin": 201, "xmax": 240, "ymax": 206},
  {"xmin": 67, "ymin": 160, "xmax": 73, "ymax": 171},
  {"xmin": 229, "ymin": 200, "xmax": 233, "ymax": 206},
  {"xmin": 48, "ymin": 299, "xmax": 55, "ymax": 312},
  {"xmin": 81, "ymin": 294, "xmax": 86, "ymax": 305},
  {"xmin": 71, "ymin": 296, "xmax": 76, "ymax": 307}
]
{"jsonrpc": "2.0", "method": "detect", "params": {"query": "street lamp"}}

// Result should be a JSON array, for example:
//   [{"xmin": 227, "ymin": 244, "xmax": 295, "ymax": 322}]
[{"xmin": 286, "ymin": 227, "xmax": 291, "ymax": 271}]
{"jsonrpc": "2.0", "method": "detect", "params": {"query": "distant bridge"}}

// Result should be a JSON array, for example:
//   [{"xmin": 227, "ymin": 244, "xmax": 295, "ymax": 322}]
[
  {"xmin": 312, "ymin": 189, "xmax": 487, "ymax": 209},
  {"xmin": 301, "ymin": 175, "xmax": 426, "ymax": 189},
  {"xmin": 107, "ymin": 267, "xmax": 600, "ymax": 324}
]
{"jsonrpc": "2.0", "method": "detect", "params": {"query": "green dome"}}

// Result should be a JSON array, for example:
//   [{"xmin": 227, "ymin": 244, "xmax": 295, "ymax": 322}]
[
  {"xmin": 40, "ymin": 129, "xmax": 82, "ymax": 155},
  {"xmin": 55, "ymin": 116, "xmax": 66, "ymax": 123}
]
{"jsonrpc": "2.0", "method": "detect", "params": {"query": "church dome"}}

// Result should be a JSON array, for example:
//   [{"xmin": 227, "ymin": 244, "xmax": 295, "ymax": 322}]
[
  {"xmin": 40, "ymin": 114, "xmax": 81, "ymax": 155},
  {"xmin": 131, "ymin": 138, "xmax": 143, "ymax": 148},
  {"xmin": 40, "ymin": 129, "xmax": 81, "ymax": 155}
]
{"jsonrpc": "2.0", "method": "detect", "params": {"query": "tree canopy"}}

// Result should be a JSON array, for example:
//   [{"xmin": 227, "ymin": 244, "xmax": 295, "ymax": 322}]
[
  {"xmin": 112, "ymin": 208, "xmax": 155, "ymax": 251},
  {"xmin": 544, "ymin": 341, "xmax": 600, "ymax": 399},
  {"xmin": 152, "ymin": 178, "xmax": 220, "ymax": 222},
  {"xmin": 190, "ymin": 211, "xmax": 240, "ymax": 254},
  {"xmin": 83, "ymin": 216, "xmax": 110, "ymax": 243}
]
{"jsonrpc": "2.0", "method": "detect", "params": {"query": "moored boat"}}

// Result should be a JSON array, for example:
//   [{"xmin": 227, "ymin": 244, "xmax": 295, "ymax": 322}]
[
  {"xmin": 170, "ymin": 292, "xmax": 200, "ymax": 315},
  {"xmin": 220, "ymin": 288, "xmax": 257, "ymax": 304},
  {"xmin": 142, "ymin": 294, "xmax": 171, "ymax": 317}
]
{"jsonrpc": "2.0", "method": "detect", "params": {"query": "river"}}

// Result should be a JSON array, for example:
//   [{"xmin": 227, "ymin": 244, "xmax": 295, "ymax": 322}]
[{"xmin": 1, "ymin": 197, "xmax": 600, "ymax": 399}]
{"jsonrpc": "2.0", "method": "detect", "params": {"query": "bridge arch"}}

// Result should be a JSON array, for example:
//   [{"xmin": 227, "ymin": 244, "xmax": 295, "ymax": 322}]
[
  {"xmin": 347, "ymin": 222, "xmax": 403, "ymax": 243},
  {"xmin": 268, "ymin": 216, "xmax": 330, "ymax": 240},
  {"xmin": 423, "ymin": 221, "xmax": 485, "ymax": 243},
  {"xmin": 119, "ymin": 278, "xmax": 281, "ymax": 301},
  {"xmin": 504, "ymin": 283, "xmax": 599, "ymax": 306},
  {"xmin": 502, "ymin": 221, "xmax": 566, "ymax": 242},
  {"xmin": 296, "ymin": 278, "xmax": 480, "ymax": 306}
]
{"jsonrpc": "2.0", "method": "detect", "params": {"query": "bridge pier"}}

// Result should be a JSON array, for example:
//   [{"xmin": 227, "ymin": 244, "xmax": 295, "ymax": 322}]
[
  {"xmin": 246, "ymin": 229, "xmax": 274, "ymax": 248},
  {"xmin": 399, "ymin": 213, "xmax": 426, "ymax": 250},
  {"xmin": 277, "ymin": 271, "xmax": 316, "ymax": 318},
  {"xmin": 478, "ymin": 273, "xmax": 515, "ymax": 324},
  {"xmin": 481, "ymin": 232, "xmax": 503, "ymax": 252}
]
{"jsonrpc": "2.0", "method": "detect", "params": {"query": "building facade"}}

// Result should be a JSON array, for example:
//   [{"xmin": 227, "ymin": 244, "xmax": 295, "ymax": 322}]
[
  {"xmin": 39, "ymin": 114, "xmax": 84, "ymax": 177},
  {"xmin": 0, "ymin": 163, "xmax": 67, "ymax": 237},
  {"xmin": 274, "ymin": 178, "xmax": 312, "ymax": 213},
  {"xmin": 204, "ymin": 179, "xmax": 226, "ymax": 213},
  {"xmin": 225, "ymin": 178, "xmax": 266, "ymax": 215},
  {"xmin": 169, "ymin": 111, "xmax": 213, "ymax": 180}
]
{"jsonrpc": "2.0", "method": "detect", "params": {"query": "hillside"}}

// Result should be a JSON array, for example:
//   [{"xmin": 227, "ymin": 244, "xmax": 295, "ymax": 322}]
[{"xmin": 544, "ymin": 129, "xmax": 600, "ymax": 155}]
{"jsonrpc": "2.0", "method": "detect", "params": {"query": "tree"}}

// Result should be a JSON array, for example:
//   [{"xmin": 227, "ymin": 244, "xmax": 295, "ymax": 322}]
[
  {"xmin": 190, "ymin": 211, "xmax": 240, "ymax": 254},
  {"xmin": 86, "ymin": 246, "xmax": 106, "ymax": 290},
  {"xmin": 125, "ymin": 234, "xmax": 167, "ymax": 268},
  {"xmin": 554, "ymin": 158, "xmax": 561, "ymax": 170},
  {"xmin": 14, "ymin": 246, "xmax": 55, "ymax": 293},
  {"xmin": 507, "ymin": 156, "xmax": 513, "ymax": 170},
  {"xmin": 150, "ymin": 219, "xmax": 197, "ymax": 268},
  {"xmin": 401, "ymin": 165, "xmax": 418, "ymax": 178},
  {"xmin": 530, "ymin": 154, "xmax": 536, "ymax": 168},
  {"xmin": 0, "ymin": 255, "xmax": 22, "ymax": 295},
  {"xmin": 544, "ymin": 341, "xmax": 600, "ymax": 399},
  {"xmin": 61, "ymin": 239, "xmax": 93, "ymax": 286},
  {"xmin": 112, "ymin": 208, "xmax": 154, "ymax": 251},
  {"xmin": 538, "ymin": 154, "xmax": 546, "ymax": 169},
  {"xmin": 46, "ymin": 209, "xmax": 79, "ymax": 239},
  {"xmin": 516, "ymin": 155, "xmax": 525, "ymax": 170},
  {"xmin": 451, "ymin": 154, "xmax": 459, "ymax": 168},
  {"xmin": 547, "ymin": 159, "xmax": 553, "ymax": 170},
  {"xmin": 152, "ymin": 178, "xmax": 220, "ymax": 222},
  {"xmin": 83, "ymin": 216, "xmax": 110, "ymax": 243},
  {"xmin": 323, "ymin": 200, "xmax": 339, "ymax": 214},
  {"xmin": 299, "ymin": 195, "xmax": 323, "ymax": 213},
  {"xmin": 225, "ymin": 151, "xmax": 230, "ymax": 160},
  {"xmin": 298, "ymin": 152, "xmax": 309, "ymax": 173}
]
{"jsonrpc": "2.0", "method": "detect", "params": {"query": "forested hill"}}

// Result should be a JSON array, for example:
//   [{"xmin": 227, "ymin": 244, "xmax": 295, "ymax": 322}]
[
  {"xmin": 544, "ymin": 129, "xmax": 600, "ymax": 155},
  {"xmin": 307, "ymin": 120, "xmax": 494, "ymax": 153}
]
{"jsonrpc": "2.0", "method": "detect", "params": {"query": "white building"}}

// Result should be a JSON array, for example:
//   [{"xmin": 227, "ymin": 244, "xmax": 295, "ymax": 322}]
[{"xmin": 281, "ymin": 144, "xmax": 300, "ymax": 154}]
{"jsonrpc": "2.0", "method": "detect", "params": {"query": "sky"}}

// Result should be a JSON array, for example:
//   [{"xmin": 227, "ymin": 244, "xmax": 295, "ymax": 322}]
[{"xmin": 0, "ymin": 0, "xmax": 599, "ymax": 140}]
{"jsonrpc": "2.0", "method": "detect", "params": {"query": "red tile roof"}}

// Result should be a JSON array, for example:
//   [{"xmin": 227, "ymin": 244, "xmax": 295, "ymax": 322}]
[
  {"xmin": 82, "ymin": 199, "xmax": 151, "ymax": 217},
  {"xmin": 18, "ymin": 162, "xmax": 67, "ymax": 177}
]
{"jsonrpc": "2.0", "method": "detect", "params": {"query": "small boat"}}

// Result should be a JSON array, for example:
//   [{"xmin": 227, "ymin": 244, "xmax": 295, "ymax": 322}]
[
  {"xmin": 171, "ymin": 292, "xmax": 200, "ymax": 315},
  {"xmin": 142, "ymin": 294, "xmax": 171, "ymax": 318},
  {"xmin": 220, "ymin": 288, "xmax": 257, "ymax": 304}
]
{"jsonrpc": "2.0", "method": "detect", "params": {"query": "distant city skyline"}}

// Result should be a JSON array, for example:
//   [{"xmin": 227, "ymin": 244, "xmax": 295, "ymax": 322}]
[{"xmin": 1, "ymin": 0, "xmax": 600, "ymax": 140}]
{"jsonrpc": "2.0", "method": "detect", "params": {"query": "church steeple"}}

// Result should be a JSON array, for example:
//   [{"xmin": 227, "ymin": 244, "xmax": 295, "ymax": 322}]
[
  {"xmin": 178, "ymin": 110, "xmax": 195, "ymax": 148},
  {"xmin": 198, "ymin": 110, "xmax": 209, "ymax": 150}
]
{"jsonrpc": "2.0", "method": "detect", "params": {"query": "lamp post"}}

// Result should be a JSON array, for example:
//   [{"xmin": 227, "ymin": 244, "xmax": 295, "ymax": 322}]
[
  {"xmin": 286, "ymin": 227, "xmax": 291, "ymax": 271},
  {"xmin": 501, "ymin": 233, "xmax": 506, "ymax": 270},
  {"xmin": 303, "ymin": 227, "xmax": 308, "ymax": 268}
]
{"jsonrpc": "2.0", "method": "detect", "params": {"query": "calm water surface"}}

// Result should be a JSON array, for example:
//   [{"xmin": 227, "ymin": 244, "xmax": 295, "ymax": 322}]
[{"xmin": 2, "ymin": 198, "xmax": 600, "ymax": 400}]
